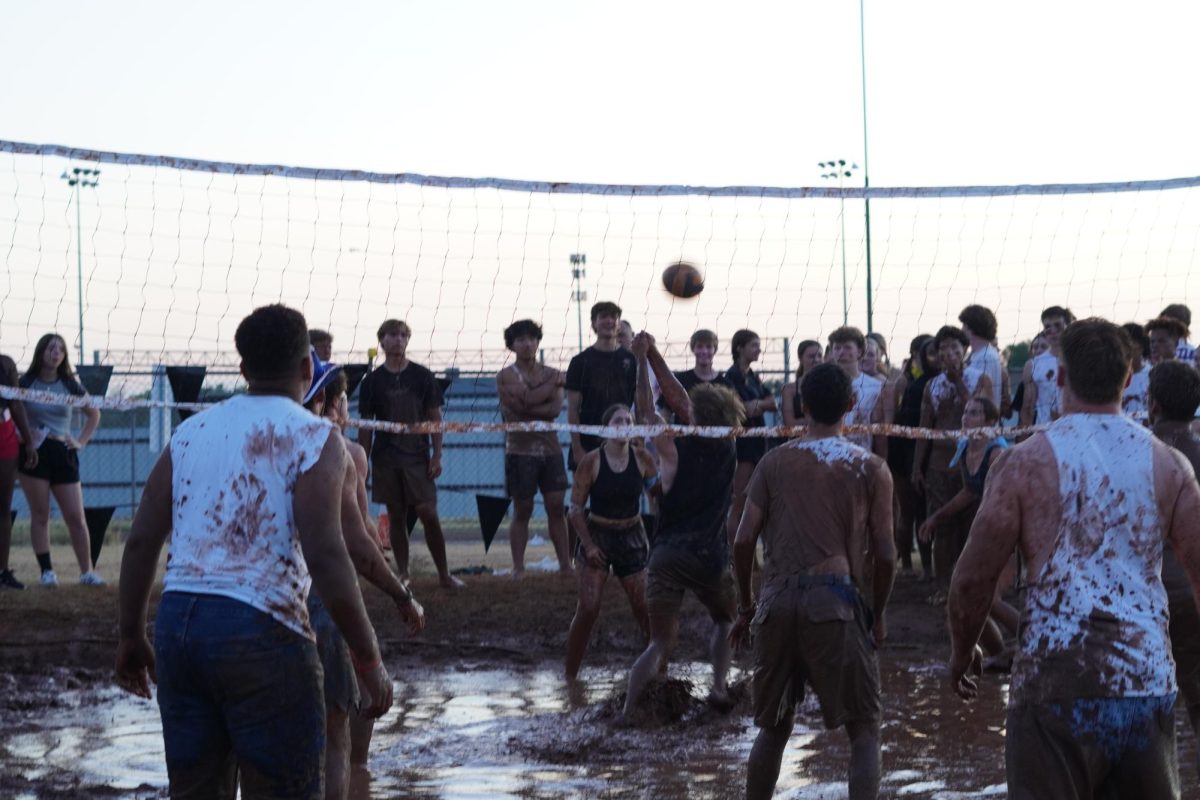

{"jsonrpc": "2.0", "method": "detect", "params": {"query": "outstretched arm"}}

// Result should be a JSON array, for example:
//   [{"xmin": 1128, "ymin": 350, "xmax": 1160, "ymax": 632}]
[{"xmin": 867, "ymin": 461, "xmax": 896, "ymax": 644}]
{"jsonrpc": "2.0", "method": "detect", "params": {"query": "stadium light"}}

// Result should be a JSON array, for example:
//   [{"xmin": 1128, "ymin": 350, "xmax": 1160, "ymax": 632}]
[
  {"xmin": 819, "ymin": 161, "xmax": 859, "ymax": 326},
  {"xmin": 60, "ymin": 166, "xmax": 100, "ymax": 363},
  {"xmin": 570, "ymin": 253, "xmax": 587, "ymax": 352}
]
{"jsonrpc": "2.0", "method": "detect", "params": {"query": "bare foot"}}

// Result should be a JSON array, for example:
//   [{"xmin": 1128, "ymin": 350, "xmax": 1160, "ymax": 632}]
[
  {"xmin": 440, "ymin": 574, "xmax": 467, "ymax": 590},
  {"xmin": 510, "ymin": 569, "xmax": 526, "ymax": 581},
  {"xmin": 706, "ymin": 688, "xmax": 735, "ymax": 712}
]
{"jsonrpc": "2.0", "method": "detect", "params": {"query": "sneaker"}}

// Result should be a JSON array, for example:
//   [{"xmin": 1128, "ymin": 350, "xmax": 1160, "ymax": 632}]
[
  {"xmin": 0, "ymin": 569, "xmax": 24, "ymax": 590},
  {"xmin": 40, "ymin": 569, "xmax": 58, "ymax": 587},
  {"xmin": 79, "ymin": 571, "xmax": 106, "ymax": 587}
]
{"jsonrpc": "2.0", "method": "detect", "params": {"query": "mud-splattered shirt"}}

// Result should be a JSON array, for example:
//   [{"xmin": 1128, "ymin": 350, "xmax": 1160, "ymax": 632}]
[
  {"xmin": 163, "ymin": 394, "xmax": 335, "ymax": 640},
  {"xmin": 1011, "ymin": 413, "xmax": 1175, "ymax": 704},
  {"xmin": 748, "ymin": 437, "xmax": 878, "ymax": 590},
  {"xmin": 844, "ymin": 374, "xmax": 883, "ymax": 450},
  {"xmin": 1030, "ymin": 351, "xmax": 1061, "ymax": 425},
  {"xmin": 1121, "ymin": 363, "xmax": 1151, "ymax": 419}
]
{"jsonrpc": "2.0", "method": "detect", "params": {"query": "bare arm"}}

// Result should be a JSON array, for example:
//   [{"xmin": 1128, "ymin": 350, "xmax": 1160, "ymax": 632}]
[
  {"xmin": 1163, "ymin": 448, "xmax": 1200, "ymax": 616},
  {"xmin": 567, "ymin": 389, "xmax": 584, "ymax": 461},
  {"xmin": 646, "ymin": 342, "xmax": 690, "ymax": 423},
  {"xmin": 728, "ymin": 498, "xmax": 766, "ymax": 650},
  {"xmin": 427, "ymin": 405, "xmax": 443, "ymax": 478},
  {"xmin": 8, "ymin": 399, "xmax": 37, "ymax": 468},
  {"xmin": 974, "ymin": 374, "xmax": 994, "ymax": 403},
  {"xmin": 75, "ymin": 404, "xmax": 101, "ymax": 448},
  {"xmin": 867, "ymin": 461, "xmax": 896, "ymax": 641},
  {"xmin": 947, "ymin": 449, "xmax": 1022, "ymax": 699},
  {"xmin": 781, "ymin": 384, "xmax": 798, "ymax": 427},
  {"xmin": 870, "ymin": 394, "xmax": 887, "ymax": 461},
  {"xmin": 567, "ymin": 453, "xmax": 603, "ymax": 566},
  {"xmin": 116, "ymin": 446, "xmax": 174, "ymax": 698}
]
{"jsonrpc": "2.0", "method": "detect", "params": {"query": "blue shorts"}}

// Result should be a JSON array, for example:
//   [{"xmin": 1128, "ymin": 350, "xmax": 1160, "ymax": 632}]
[{"xmin": 154, "ymin": 592, "xmax": 325, "ymax": 799}]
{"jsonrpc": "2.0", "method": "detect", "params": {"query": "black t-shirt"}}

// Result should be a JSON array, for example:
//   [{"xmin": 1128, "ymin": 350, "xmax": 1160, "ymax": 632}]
[
  {"xmin": 658, "ymin": 369, "xmax": 730, "ymax": 410},
  {"xmin": 358, "ymin": 361, "xmax": 442, "ymax": 464},
  {"xmin": 724, "ymin": 364, "xmax": 770, "ymax": 428},
  {"xmin": 655, "ymin": 438, "xmax": 737, "ymax": 567},
  {"xmin": 565, "ymin": 346, "xmax": 637, "ymax": 450}
]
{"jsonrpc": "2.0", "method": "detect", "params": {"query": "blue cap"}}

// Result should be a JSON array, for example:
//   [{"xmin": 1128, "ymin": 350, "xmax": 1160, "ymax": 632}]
[{"xmin": 304, "ymin": 346, "xmax": 343, "ymax": 405}]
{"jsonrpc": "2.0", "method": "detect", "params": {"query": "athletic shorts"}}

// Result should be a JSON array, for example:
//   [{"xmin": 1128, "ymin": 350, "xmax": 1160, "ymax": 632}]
[
  {"xmin": 577, "ymin": 517, "xmax": 648, "ymax": 579},
  {"xmin": 751, "ymin": 578, "xmax": 880, "ymax": 730},
  {"xmin": 646, "ymin": 543, "xmax": 735, "ymax": 623},
  {"xmin": 505, "ymin": 452, "xmax": 568, "ymax": 499},
  {"xmin": 0, "ymin": 419, "xmax": 17, "ymax": 461},
  {"xmin": 307, "ymin": 592, "xmax": 360, "ymax": 714},
  {"xmin": 371, "ymin": 458, "xmax": 436, "ymax": 507},
  {"xmin": 18, "ymin": 439, "xmax": 80, "ymax": 485},
  {"xmin": 1005, "ymin": 695, "xmax": 1179, "ymax": 800}
]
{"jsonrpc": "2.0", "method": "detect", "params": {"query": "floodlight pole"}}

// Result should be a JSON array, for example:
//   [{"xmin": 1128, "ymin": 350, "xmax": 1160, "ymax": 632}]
[
  {"xmin": 860, "ymin": 0, "xmax": 874, "ymax": 334},
  {"xmin": 570, "ymin": 253, "xmax": 587, "ymax": 352},
  {"xmin": 60, "ymin": 166, "xmax": 100, "ymax": 363},
  {"xmin": 819, "ymin": 160, "xmax": 859, "ymax": 327}
]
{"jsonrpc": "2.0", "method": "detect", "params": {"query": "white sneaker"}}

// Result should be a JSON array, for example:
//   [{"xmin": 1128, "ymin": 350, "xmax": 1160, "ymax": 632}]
[
  {"xmin": 79, "ymin": 571, "xmax": 105, "ymax": 586},
  {"xmin": 40, "ymin": 569, "xmax": 58, "ymax": 587}
]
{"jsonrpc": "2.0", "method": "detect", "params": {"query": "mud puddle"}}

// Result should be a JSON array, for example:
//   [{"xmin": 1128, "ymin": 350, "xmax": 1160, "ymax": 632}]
[{"xmin": 2, "ymin": 655, "xmax": 1193, "ymax": 798}]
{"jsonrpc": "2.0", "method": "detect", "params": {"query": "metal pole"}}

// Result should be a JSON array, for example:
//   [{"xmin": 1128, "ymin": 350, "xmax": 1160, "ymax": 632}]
[
  {"xmin": 75, "ymin": 181, "xmax": 85, "ymax": 363},
  {"xmin": 860, "ymin": 0, "xmax": 874, "ymax": 334},
  {"xmin": 782, "ymin": 337, "xmax": 791, "ymax": 381},
  {"xmin": 838, "ymin": 193, "xmax": 849, "ymax": 326}
]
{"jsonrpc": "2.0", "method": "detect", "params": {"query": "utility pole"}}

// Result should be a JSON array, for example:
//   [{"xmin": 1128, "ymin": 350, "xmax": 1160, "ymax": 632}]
[
  {"xmin": 570, "ymin": 253, "xmax": 587, "ymax": 352},
  {"xmin": 60, "ymin": 166, "xmax": 100, "ymax": 363},
  {"xmin": 819, "ymin": 160, "xmax": 859, "ymax": 327}
]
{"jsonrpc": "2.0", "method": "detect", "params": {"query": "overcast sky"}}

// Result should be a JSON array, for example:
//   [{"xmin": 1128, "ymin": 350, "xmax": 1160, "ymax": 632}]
[{"xmin": 2, "ymin": 1, "xmax": 1199, "ymax": 371}]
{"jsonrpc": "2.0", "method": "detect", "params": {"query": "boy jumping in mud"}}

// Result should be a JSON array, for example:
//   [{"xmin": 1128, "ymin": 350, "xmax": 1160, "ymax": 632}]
[
  {"xmin": 949, "ymin": 318, "xmax": 1200, "ymax": 799},
  {"xmin": 730, "ymin": 362, "xmax": 895, "ymax": 800}
]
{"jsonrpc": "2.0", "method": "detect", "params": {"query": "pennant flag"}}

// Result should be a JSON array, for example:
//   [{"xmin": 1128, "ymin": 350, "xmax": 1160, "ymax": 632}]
[
  {"xmin": 166, "ymin": 366, "xmax": 207, "ymax": 421},
  {"xmin": 406, "ymin": 507, "xmax": 419, "ymax": 536},
  {"xmin": 475, "ymin": 495, "xmax": 511, "ymax": 553},
  {"xmin": 436, "ymin": 377, "xmax": 453, "ymax": 407},
  {"xmin": 76, "ymin": 365, "xmax": 114, "ymax": 397},
  {"xmin": 84, "ymin": 506, "xmax": 116, "ymax": 567},
  {"xmin": 342, "ymin": 363, "xmax": 370, "ymax": 398}
]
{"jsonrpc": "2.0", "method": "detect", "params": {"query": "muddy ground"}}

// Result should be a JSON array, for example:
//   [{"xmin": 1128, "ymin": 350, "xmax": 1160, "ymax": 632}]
[{"xmin": 1, "ymin": 537, "xmax": 1197, "ymax": 798}]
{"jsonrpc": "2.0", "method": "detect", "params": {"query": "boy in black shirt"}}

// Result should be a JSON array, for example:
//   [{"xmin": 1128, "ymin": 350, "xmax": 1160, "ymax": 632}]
[
  {"xmin": 358, "ymin": 319, "xmax": 464, "ymax": 589},
  {"xmin": 565, "ymin": 301, "xmax": 637, "ymax": 469}
]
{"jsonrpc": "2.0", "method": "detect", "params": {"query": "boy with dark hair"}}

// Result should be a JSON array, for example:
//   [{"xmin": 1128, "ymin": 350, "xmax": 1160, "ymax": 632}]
[
  {"xmin": 117, "ymin": 304, "xmax": 393, "ymax": 798},
  {"xmin": 1146, "ymin": 316, "xmax": 1189, "ymax": 365},
  {"xmin": 731, "ymin": 361, "xmax": 895, "ymax": 800},
  {"xmin": 959, "ymin": 305, "xmax": 1006, "ymax": 410},
  {"xmin": 828, "ymin": 325, "xmax": 886, "ymax": 459},
  {"xmin": 1160, "ymin": 303, "xmax": 1195, "ymax": 361},
  {"xmin": 358, "ymin": 318, "xmax": 464, "ymax": 589},
  {"xmin": 660, "ymin": 329, "xmax": 728, "ymax": 421},
  {"xmin": 496, "ymin": 319, "xmax": 572, "ymax": 576},
  {"xmin": 1020, "ymin": 305, "xmax": 1075, "ymax": 428},
  {"xmin": 309, "ymin": 328, "xmax": 333, "ymax": 362},
  {"xmin": 1121, "ymin": 321, "xmax": 1152, "ymax": 417},
  {"xmin": 950, "ymin": 318, "xmax": 1200, "ymax": 798},
  {"xmin": 565, "ymin": 301, "xmax": 637, "ymax": 469}
]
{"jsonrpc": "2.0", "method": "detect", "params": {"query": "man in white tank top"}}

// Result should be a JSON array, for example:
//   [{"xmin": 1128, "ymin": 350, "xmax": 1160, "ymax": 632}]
[
  {"xmin": 948, "ymin": 318, "xmax": 1200, "ymax": 799},
  {"xmin": 1020, "ymin": 305, "xmax": 1074, "ymax": 429},
  {"xmin": 116, "ymin": 305, "xmax": 394, "ymax": 799}
]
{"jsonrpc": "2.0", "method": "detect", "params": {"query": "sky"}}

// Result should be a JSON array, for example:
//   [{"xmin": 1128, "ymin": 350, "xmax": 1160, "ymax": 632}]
[{"xmin": 2, "ymin": 1, "xmax": 1200, "ymax": 374}]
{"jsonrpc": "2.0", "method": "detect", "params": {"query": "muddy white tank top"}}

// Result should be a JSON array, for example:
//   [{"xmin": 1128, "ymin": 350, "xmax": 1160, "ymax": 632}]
[
  {"xmin": 927, "ymin": 366, "xmax": 983, "ymax": 415},
  {"xmin": 845, "ymin": 373, "xmax": 883, "ymax": 449},
  {"xmin": 1121, "ymin": 363, "xmax": 1150, "ymax": 419},
  {"xmin": 1030, "ymin": 351, "xmax": 1060, "ymax": 425},
  {"xmin": 163, "ymin": 394, "xmax": 336, "ymax": 639},
  {"xmin": 1011, "ymin": 413, "xmax": 1174, "ymax": 704}
]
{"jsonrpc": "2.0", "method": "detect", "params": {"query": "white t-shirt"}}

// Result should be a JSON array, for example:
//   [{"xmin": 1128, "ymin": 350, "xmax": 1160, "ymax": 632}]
[
  {"xmin": 966, "ymin": 344, "xmax": 1004, "ymax": 409},
  {"xmin": 1176, "ymin": 340, "xmax": 1196, "ymax": 363},
  {"xmin": 1122, "ymin": 363, "xmax": 1151, "ymax": 419},
  {"xmin": 845, "ymin": 373, "xmax": 883, "ymax": 449},
  {"xmin": 163, "ymin": 393, "xmax": 336, "ymax": 639},
  {"xmin": 1030, "ymin": 351, "xmax": 1061, "ymax": 425}
]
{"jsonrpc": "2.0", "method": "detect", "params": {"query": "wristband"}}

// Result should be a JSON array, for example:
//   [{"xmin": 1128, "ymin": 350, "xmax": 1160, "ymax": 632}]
[{"xmin": 350, "ymin": 651, "xmax": 382, "ymax": 675}]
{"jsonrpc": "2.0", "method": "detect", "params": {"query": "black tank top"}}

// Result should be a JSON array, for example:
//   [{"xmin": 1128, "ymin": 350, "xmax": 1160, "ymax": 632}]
[
  {"xmin": 589, "ymin": 447, "xmax": 642, "ymax": 519},
  {"xmin": 961, "ymin": 441, "xmax": 1005, "ymax": 496},
  {"xmin": 792, "ymin": 378, "xmax": 803, "ymax": 420},
  {"xmin": 656, "ymin": 438, "xmax": 736, "ymax": 561}
]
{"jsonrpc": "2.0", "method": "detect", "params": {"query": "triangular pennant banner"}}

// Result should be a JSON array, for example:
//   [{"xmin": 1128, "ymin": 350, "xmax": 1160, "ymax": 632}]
[
  {"xmin": 76, "ymin": 365, "xmax": 114, "ymax": 398},
  {"xmin": 166, "ymin": 366, "xmax": 207, "ymax": 421},
  {"xmin": 406, "ymin": 507, "xmax": 419, "ymax": 536},
  {"xmin": 475, "ymin": 495, "xmax": 511, "ymax": 553},
  {"xmin": 342, "ymin": 363, "xmax": 370, "ymax": 399},
  {"xmin": 84, "ymin": 506, "xmax": 116, "ymax": 568},
  {"xmin": 436, "ymin": 377, "xmax": 453, "ymax": 407}
]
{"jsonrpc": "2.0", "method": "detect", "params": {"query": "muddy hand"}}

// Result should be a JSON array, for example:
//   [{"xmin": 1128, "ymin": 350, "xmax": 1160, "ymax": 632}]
[
  {"xmin": 728, "ymin": 616, "xmax": 751, "ymax": 652},
  {"xmin": 397, "ymin": 595, "xmax": 426, "ymax": 636},
  {"xmin": 115, "ymin": 636, "xmax": 156, "ymax": 699},
  {"xmin": 359, "ymin": 662, "xmax": 394, "ymax": 719},
  {"xmin": 949, "ymin": 645, "xmax": 984, "ymax": 701}
]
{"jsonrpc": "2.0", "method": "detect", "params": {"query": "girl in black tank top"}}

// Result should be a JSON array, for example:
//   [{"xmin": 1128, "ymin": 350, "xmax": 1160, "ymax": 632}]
[
  {"xmin": 781, "ymin": 340, "xmax": 822, "ymax": 430},
  {"xmin": 564, "ymin": 404, "xmax": 655, "ymax": 680}
]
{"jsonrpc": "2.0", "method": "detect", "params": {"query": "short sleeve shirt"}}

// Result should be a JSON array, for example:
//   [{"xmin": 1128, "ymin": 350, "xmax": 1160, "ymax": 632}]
[
  {"xmin": 564, "ymin": 346, "xmax": 637, "ymax": 426},
  {"xmin": 724, "ymin": 365, "xmax": 770, "ymax": 427},
  {"xmin": 358, "ymin": 361, "xmax": 442, "ymax": 464},
  {"xmin": 17, "ymin": 374, "xmax": 86, "ymax": 437}
]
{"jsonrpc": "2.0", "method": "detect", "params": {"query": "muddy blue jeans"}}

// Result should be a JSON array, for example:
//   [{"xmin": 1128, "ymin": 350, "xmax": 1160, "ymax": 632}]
[{"xmin": 154, "ymin": 591, "xmax": 325, "ymax": 799}]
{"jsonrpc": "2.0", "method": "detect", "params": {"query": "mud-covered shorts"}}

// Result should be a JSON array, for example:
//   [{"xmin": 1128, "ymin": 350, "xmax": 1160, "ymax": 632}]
[
  {"xmin": 578, "ymin": 517, "xmax": 649, "ymax": 578},
  {"xmin": 307, "ymin": 592, "xmax": 360, "ymax": 714},
  {"xmin": 371, "ymin": 457, "xmax": 436, "ymax": 508},
  {"xmin": 751, "ymin": 575, "xmax": 880, "ymax": 730},
  {"xmin": 505, "ymin": 452, "xmax": 568, "ymax": 500},
  {"xmin": 1005, "ymin": 694, "xmax": 1178, "ymax": 799},
  {"xmin": 646, "ymin": 543, "xmax": 735, "ymax": 623}
]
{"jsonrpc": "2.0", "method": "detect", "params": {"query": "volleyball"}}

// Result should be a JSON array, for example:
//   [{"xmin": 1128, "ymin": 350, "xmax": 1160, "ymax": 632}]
[{"xmin": 662, "ymin": 261, "xmax": 704, "ymax": 298}]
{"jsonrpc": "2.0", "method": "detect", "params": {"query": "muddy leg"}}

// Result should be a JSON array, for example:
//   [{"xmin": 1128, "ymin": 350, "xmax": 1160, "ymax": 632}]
[
  {"xmin": 746, "ymin": 710, "xmax": 794, "ymax": 800},
  {"xmin": 508, "ymin": 496, "xmax": 534, "ymax": 576},
  {"xmin": 623, "ymin": 611, "xmax": 678, "ymax": 719},
  {"xmin": 618, "ymin": 571, "xmax": 650, "ymax": 640},
  {"xmin": 386, "ymin": 502, "xmax": 410, "ymax": 579},
  {"xmin": 544, "ymin": 491, "xmax": 572, "ymax": 572},
  {"xmin": 565, "ymin": 564, "xmax": 608, "ymax": 679},
  {"xmin": 846, "ymin": 719, "xmax": 881, "ymax": 800},
  {"xmin": 325, "ymin": 706, "xmax": 350, "ymax": 800},
  {"xmin": 709, "ymin": 619, "xmax": 733, "ymax": 698}
]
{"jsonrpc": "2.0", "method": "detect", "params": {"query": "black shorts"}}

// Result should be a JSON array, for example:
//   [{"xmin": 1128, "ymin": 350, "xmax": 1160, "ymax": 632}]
[
  {"xmin": 646, "ymin": 543, "xmax": 735, "ymax": 623},
  {"xmin": 18, "ymin": 439, "xmax": 80, "ymax": 485},
  {"xmin": 371, "ymin": 459, "xmax": 436, "ymax": 507},
  {"xmin": 577, "ymin": 517, "xmax": 649, "ymax": 578},
  {"xmin": 736, "ymin": 436, "xmax": 768, "ymax": 466},
  {"xmin": 505, "ymin": 452, "xmax": 568, "ymax": 499}
]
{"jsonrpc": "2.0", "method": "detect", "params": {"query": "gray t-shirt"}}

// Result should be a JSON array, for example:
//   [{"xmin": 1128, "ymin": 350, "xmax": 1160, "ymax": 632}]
[{"xmin": 19, "ymin": 377, "xmax": 85, "ymax": 437}]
